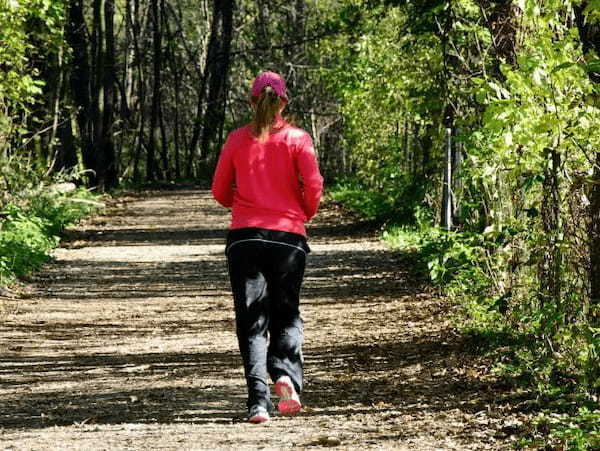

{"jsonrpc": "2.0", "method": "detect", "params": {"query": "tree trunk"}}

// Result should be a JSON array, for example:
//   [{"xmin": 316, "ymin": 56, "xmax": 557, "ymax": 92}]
[
  {"xmin": 574, "ymin": 3, "xmax": 600, "ymax": 83},
  {"xmin": 46, "ymin": 40, "xmax": 78, "ymax": 176},
  {"xmin": 573, "ymin": 2, "xmax": 600, "ymax": 306},
  {"xmin": 66, "ymin": 0, "xmax": 94, "ymax": 182},
  {"xmin": 90, "ymin": 0, "xmax": 105, "ymax": 188},
  {"xmin": 47, "ymin": 43, "xmax": 64, "ymax": 173},
  {"xmin": 52, "ymin": 57, "xmax": 79, "ymax": 175},
  {"xmin": 256, "ymin": 0, "xmax": 270, "ymax": 58},
  {"xmin": 440, "ymin": 1, "xmax": 455, "ymax": 226},
  {"xmin": 186, "ymin": 73, "xmax": 209, "ymax": 178},
  {"xmin": 163, "ymin": 7, "xmax": 181, "ymax": 180},
  {"xmin": 124, "ymin": 0, "xmax": 134, "ymax": 112},
  {"xmin": 173, "ymin": 74, "xmax": 182, "ymax": 179},
  {"xmin": 131, "ymin": 0, "xmax": 146, "ymax": 183},
  {"xmin": 539, "ymin": 147, "xmax": 563, "ymax": 310},
  {"xmin": 147, "ymin": 0, "xmax": 162, "ymax": 181},
  {"xmin": 102, "ymin": 0, "xmax": 117, "ymax": 188},
  {"xmin": 589, "ymin": 156, "xmax": 600, "ymax": 306},
  {"xmin": 286, "ymin": 0, "xmax": 305, "ymax": 60},
  {"xmin": 159, "ymin": 0, "xmax": 170, "ymax": 180},
  {"xmin": 477, "ymin": 0, "xmax": 521, "ymax": 73},
  {"xmin": 54, "ymin": 117, "xmax": 79, "ymax": 174},
  {"xmin": 198, "ymin": 0, "xmax": 235, "ymax": 172}
]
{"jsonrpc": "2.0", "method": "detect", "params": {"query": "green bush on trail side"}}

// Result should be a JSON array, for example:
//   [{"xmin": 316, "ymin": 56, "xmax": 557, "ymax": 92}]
[
  {"xmin": 329, "ymin": 178, "xmax": 426, "ymax": 225},
  {"xmin": 0, "ymin": 188, "xmax": 100, "ymax": 285}
]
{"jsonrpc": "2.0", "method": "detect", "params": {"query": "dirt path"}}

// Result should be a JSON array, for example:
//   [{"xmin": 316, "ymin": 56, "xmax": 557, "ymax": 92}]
[{"xmin": 0, "ymin": 189, "xmax": 521, "ymax": 450}]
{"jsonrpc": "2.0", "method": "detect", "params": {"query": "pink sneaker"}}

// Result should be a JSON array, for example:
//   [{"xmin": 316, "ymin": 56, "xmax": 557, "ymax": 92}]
[
  {"xmin": 274, "ymin": 376, "xmax": 302, "ymax": 415},
  {"xmin": 248, "ymin": 405, "xmax": 270, "ymax": 423}
]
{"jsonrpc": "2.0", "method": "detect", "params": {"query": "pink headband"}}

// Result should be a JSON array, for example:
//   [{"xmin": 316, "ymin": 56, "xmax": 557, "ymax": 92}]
[{"xmin": 251, "ymin": 71, "xmax": 287, "ymax": 100}]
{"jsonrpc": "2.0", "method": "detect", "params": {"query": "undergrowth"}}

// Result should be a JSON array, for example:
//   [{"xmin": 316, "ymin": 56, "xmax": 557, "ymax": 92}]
[
  {"xmin": 0, "ymin": 187, "xmax": 100, "ymax": 286},
  {"xmin": 329, "ymin": 181, "xmax": 600, "ymax": 450},
  {"xmin": 328, "ymin": 177, "xmax": 424, "ymax": 224}
]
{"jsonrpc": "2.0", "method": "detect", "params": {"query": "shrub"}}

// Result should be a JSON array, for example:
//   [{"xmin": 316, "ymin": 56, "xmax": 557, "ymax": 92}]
[
  {"xmin": 0, "ymin": 187, "xmax": 100, "ymax": 285},
  {"xmin": 329, "ymin": 177, "xmax": 426, "ymax": 225}
]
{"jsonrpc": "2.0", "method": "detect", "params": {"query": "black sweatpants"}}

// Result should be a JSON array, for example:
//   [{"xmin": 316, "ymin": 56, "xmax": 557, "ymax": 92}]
[{"xmin": 226, "ymin": 227, "xmax": 308, "ymax": 411}]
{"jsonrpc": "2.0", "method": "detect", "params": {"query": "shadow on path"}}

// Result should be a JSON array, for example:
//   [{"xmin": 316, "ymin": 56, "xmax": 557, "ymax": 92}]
[{"xmin": 0, "ymin": 189, "xmax": 511, "ymax": 448}]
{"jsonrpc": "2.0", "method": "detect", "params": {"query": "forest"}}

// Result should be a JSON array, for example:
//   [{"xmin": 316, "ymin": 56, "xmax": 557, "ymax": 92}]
[{"xmin": 2, "ymin": 0, "xmax": 600, "ymax": 447}]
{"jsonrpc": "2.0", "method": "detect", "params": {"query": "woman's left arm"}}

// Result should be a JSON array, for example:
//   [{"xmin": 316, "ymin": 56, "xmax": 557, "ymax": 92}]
[{"xmin": 296, "ymin": 134, "xmax": 324, "ymax": 220}]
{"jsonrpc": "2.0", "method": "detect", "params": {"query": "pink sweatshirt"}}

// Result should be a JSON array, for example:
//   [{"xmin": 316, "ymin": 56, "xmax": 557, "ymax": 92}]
[{"xmin": 212, "ymin": 120, "xmax": 324, "ymax": 236}]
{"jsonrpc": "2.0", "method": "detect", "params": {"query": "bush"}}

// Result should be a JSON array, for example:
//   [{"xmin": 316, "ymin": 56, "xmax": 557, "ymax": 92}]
[
  {"xmin": 0, "ymin": 187, "xmax": 100, "ymax": 285},
  {"xmin": 329, "ymin": 177, "xmax": 426, "ymax": 224},
  {"xmin": 0, "ymin": 206, "xmax": 57, "ymax": 280},
  {"xmin": 521, "ymin": 407, "xmax": 600, "ymax": 450}
]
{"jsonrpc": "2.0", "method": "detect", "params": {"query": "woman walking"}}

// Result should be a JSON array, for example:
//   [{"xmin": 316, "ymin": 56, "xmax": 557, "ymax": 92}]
[{"xmin": 212, "ymin": 71, "xmax": 323, "ymax": 423}]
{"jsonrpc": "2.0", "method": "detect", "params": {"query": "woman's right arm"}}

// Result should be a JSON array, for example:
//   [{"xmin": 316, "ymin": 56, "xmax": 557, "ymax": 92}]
[{"xmin": 211, "ymin": 137, "xmax": 235, "ymax": 208}]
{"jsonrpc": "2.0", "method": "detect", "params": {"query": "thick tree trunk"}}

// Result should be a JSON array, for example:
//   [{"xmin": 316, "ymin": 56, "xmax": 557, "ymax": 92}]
[
  {"xmin": 78, "ymin": 0, "xmax": 117, "ymax": 190},
  {"xmin": 198, "ymin": 0, "xmax": 235, "ymax": 171},
  {"xmin": 573, "ymin": 2, "xmax": 600, "ymax": 306},
  {"xmin": 477, "ymin": 0, "xmax": 521, "ymax": 71},
  {"xmin": 66, "ymin": 0, "xmax": 94, "ymax": 181}
]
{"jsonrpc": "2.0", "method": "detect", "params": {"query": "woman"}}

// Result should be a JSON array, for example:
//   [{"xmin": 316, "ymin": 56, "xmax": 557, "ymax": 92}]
[{"xmin": 212, "ymin": 71, "xmax": 323, "ymax": 423}]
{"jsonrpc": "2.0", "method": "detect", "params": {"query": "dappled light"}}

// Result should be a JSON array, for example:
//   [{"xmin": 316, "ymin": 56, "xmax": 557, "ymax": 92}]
[
  {"xmin": 0, "ymin": 190, "xmax": 521, "ymax": 449},
  {"xmin": 3, "ymin": 0, "xmax": 600, "ymax": 446}
]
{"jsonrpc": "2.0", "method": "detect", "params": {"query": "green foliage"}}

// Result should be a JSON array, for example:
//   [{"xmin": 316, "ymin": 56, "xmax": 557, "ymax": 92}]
[
  {"xmin": 521, "ymin": 407, "xmax": 600, "ymax": 450},
  {"xmin": 319, "ymin": 1, "xmax": 445, "ymax": 214},
  {"xmin": 0, "ymin": 204, "xmax": 57, "ymax": 280},
  {"xmin": 458, "ymin": 0, "xmax": 600, "ymax": 404},
  {"xmin": 27, "ymin": 190, "xmax": 97, "ymax": 237},
  {"xmin": 382, "ymin": 222, "xmax": 431, "ymax": 252},
  {"xmin": 384, "ymin": 225, "xmax": 504, "ymax": 320},
  {"xmin": 0, "ymin": 0, "xmax": 66, "ymax": 156},
  {"xmin": 326, "ymin": 1, "xmax": 600, "ymax": 445},
  {"xmin": 0, "ymin": 1, "xmax": 72, "ymax": 216},
  {"xmin": 329, "ymin": 177, "xmax": 425, "ymax": 223},
  {"xmin": 0, "ymin": 187, "xmax": 99, "ymax": 285}
]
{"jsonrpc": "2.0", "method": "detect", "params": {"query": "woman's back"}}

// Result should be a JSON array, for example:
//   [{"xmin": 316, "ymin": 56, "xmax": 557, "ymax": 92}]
[{"xmin": 212, "ymin": 120, "xmax": 322, "ymax": 236}]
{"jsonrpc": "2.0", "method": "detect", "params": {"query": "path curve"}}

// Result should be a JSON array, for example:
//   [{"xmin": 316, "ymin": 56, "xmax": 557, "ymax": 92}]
[{"xmin": 0, "ymin": 189, "xmax": 517, "ymax": 450}]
